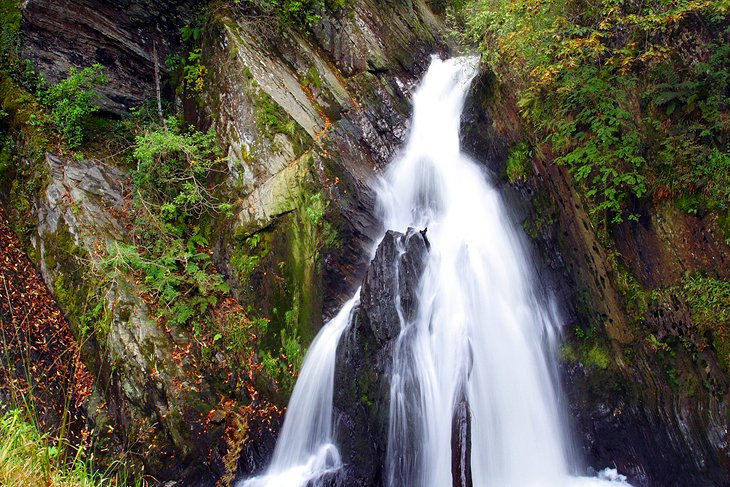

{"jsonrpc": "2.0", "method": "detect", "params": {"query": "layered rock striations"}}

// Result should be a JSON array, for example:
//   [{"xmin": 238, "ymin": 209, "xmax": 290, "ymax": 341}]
[
  {"xmin": 8, "ymin": 0, "xmax": 448, "ymax": 483},
  {"xmin": 21, "ymin": 0, "xmax": 206, "ymax": 113},
  {"xmin": 204, "ymin": 0, "xmax": 444, "ymax": 350}
]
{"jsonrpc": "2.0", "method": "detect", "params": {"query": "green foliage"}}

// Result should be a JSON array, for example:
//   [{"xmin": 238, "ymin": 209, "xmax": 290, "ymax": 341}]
[
  {"xmin": 303, "ymin": 192, "xmax": 338, "ymax": 248},
  {"xmin": 235, "ymin": 0, "xmax": 350, "ymax": 27},
  {"xmin": 38, "ymin": 65, "xmax": 108, "ymax": 149},
  {"xmin": 646, "ymin": 333, "xmax": 671, "ymax": 353},
  {"xmin": 104, "ymin": 240, "xmax": 230, "ymax": 326},
  {"xmin": 561, "ymin": 342, "xmax": 610, "ymax": 369},
  {"xmin": 545, "ymin": 69, "xmax": 647, "ymax": 222},
  {"xmin": 182, "ymin": 49, "xmax": 207, "ymax": 94},
  {"xmin": 682, "ymin": 273, "xmax": 730, "ymax": 370},
  {"xmin": 133, "ymin": 117, "xmax": 225, "ymax": 221},
  {"xmin": 255, "ymin": 91, "xmax": 299, "ymax": 139},
  {"xmin": 259, "ymin": 326, "xmax": 303, "ymax": 394},
  {"xmin": 463, "ymin": 0, "xmax": 729, "ymax": 225},
  {"xmin": 303, "ymin": 192, "xmax": 325, "ymax": 224},
  {"xmin": 505, "ymin": 141, "xmax": 532, "ymax": 183},
  {"xmin": 302, "ymin": 65, "xmax": 322, "ymax": 90},
  {"xmin": 647, "ymin": 32, "xmax": 730, "ymax": 210},
  {"xmin": 1, "ymin": 3, "xmax": 104, "ymax": 152},
  {"xmin": 167, "ymin": 14, "xmax": 209, "ymax": 106},
  {"xmin": 221, "ymin": 314, "xmax": 270, "ymax": 353},
  {"xmin": 0, "ymin": 1, "xmax": 20, "ymax": 40},
  {"xmin": 231, "ymin": 232, "xmax": 269, "ymax": 277},
  {"xmin": 1, "ymin": 124, "xmax": 48, "ymax": 236},
  {"xmin": 0, "ymin": 409, "xmax": 131, "ymax": 487},
  {"xmin": 682, "ymin": 273, "xmax": 729, "ymax": 327},
  {"xmin": 0, "ymin": 0, "xmax": 42, "ymax": 91},
  {"xmin": 585, "ymin": 345, "xmax": 610, "ymax": 369},
  {"xmin": 0, "ymin": 1, "xmax": 21, "ymax": 69},
  {"xmin": 562, "ymin": 323, "xmax": 612, "ymax": 369},
  {"xmin": 102, "ymin": 118, "xmax": 233, "ymax": 332},
  {"xmin": 0, "ymin": 134, "xmax": 12, "ymax": 185},
  {"xmin": 180, "ymin": 24, "xmax": 203, "ymax": 43}
]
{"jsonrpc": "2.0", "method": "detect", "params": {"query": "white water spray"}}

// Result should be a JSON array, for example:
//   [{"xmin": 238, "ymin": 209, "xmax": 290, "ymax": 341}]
[
  {"xmin": 242, "ymin": 56, "xmax": 630, "ymax": 487},
  {"xmin": 241, "ymin": 297, "xmax": 357, "ymax": 487}
]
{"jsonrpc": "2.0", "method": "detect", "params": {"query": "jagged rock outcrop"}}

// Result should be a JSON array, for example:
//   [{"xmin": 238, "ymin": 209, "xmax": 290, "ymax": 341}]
[
  {"xmin": 21, "ymin": 0, "xmax": 205, "ymax": 113},
  {"xmin": 332, "ymin": 227, "xmax": 430, "ymax": 486},
  {"xmin": 205, "ymin": 0, "xmax": 446, "ymax": 348}
]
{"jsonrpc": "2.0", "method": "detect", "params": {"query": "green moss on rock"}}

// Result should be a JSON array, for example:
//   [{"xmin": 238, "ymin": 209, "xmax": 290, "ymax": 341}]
[{"xmin": 44, "ymin": 217, "xmax": 110, "ymax": 341}]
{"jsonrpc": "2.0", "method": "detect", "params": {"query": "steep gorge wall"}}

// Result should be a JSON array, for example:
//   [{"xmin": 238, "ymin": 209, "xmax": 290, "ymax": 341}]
[
  {"xmin": 201, "ymin": 0, "xmax": 446, "ymax": 365},
  {"xmin": 3, "ymin": 0, "xmax": 449, "ymax": 484},
  {"xmin": 2, "ymin": 0, "xmax": 727, "ymax": 485},
  {"xmin": 460, "ymin": 70, "xmax": 729, "ymax": 486}
]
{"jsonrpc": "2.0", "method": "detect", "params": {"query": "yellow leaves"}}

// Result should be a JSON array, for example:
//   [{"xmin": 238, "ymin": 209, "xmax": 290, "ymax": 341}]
[
  {"xmin": 635, "ymin": 45, "xmax": 672, "ymax": 66},
  {"xmin": 560, "ymin": 34, "xmax": 606, "ymax": 59},
  {"xmin": 183, "ymin": 48, "xmax": 208, "ymax": 94},
  {"xmin": 530, "ymin": 64, "xmax": 560, "ymax": 88},
  {"xmin": 598, "ymin": 16, "xmax": 615, "ymax": 31}
]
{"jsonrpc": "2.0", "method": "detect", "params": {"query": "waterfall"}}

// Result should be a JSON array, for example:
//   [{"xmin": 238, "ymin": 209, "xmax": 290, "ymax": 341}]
[
  {"xmin": 241, "ymin": 56, "xmax": 630, "ymax": 487},
  {"xmin": 242, "ymin": 296, "xmax": 358, "ymax": 487}
]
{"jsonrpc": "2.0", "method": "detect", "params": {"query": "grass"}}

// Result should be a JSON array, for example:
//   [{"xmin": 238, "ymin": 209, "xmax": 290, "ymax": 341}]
[{"xmin": 0, "ymin": 409, "xmax": 113, "ymax": 487}]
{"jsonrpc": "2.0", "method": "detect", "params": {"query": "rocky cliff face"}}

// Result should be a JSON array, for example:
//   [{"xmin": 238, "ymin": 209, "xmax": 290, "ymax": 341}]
[
  {"xmin": 542, "ymin": 165, "xmax": 729, "ymax": 486},
  {"xmin": 460, "ymin": 69, "xmax": 729, "ymax": 486},
  {"xmin": 21, "ymin": 0, "xmax": 205, "ymax": 113},
  {"xmin": 30, "ymin": 153, "xmax": 234, "ymax": 483},
  {"xmin": 7, "ymin": 0, "xmax": 449, "ymax": 484},
  {"xmin": 203, "ymin": 0, "xmax": 445, "ymax": 350}
]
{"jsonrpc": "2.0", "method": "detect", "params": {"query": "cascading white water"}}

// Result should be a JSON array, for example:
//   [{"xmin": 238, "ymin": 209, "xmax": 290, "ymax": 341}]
[
  {"xmin": 241, "ymin": 296, "xmax": 358, "ymax": 487},
  {"xmin": 242, "ymin": 56, "xmax": 630, "ymax": 487}
]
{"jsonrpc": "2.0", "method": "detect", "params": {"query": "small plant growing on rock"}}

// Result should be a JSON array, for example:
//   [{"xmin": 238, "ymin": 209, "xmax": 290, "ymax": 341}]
[
  {"xmin": 38, "ymin": 64, "xmax": 107, "ymax": 149},
  {"xmin": 103, "ymin": 117, "xmax": 233, "ymax": 330}
]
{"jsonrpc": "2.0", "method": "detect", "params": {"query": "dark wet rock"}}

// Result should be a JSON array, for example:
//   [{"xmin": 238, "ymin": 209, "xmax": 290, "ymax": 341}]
[
  {"xmin": 451, "ymin": 388, "xmax": 472, "ymax": 487},
  {"xmin": 21, "ymin": 0, "xmax": 204, "ymax": 113},
  {"xmin": 332, "ymin": 228, "xmax": 430, "ymax": 486},
  {"xmin": 359, "ymin": 229, "xmax": 430, "ymax": 343}
]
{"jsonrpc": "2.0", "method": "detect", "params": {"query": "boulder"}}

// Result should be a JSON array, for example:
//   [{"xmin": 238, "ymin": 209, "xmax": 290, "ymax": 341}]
[{"xmin": 332, "ymin": 228, "xmax": 430, "ymax": 486}]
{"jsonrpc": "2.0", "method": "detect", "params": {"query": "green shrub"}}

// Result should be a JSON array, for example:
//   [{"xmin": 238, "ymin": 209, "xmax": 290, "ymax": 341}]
[
  {"xmin": 38, "ymin": 65, "xmax": 107, "ymax": 149},
  {"xmin": 682, "ymin": 274, "xmax": 730, "ymax": 370},
  {"xmin": 0, "ymin": 0, "xmax": 42, "ymax": 91},
  {"xmin": 103, "ymin": 117, "xmax": 233, "ymax": 331},
  {"xmin": 133, "ymin": 117, "xmax": 225, "ymax": 222},
  {"xmin": 462, "ymin": 0, "xmax": 729, "ymax": 225},
  {"xmin": 182, "ymin": 48, "xmax": 207, "ymax": 94},
  {"xmin": 505, "ymin": 141, "xmax": 532, "ymax": 183}
]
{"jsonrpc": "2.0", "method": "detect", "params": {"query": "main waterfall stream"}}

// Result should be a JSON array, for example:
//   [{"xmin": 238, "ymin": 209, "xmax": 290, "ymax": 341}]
[{"xmin": 242, "ymin": 57, "xmax": 630, "ymax": 487}]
